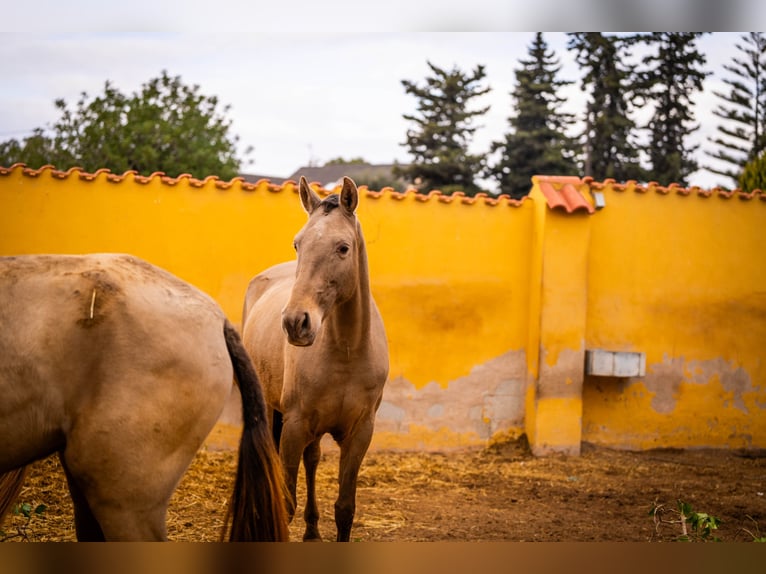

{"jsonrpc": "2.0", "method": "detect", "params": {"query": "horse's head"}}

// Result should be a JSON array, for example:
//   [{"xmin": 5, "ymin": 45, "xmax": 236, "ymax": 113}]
[{"xmin": 282, "ymin": 176, "xmax": 361, "ymax": 347}]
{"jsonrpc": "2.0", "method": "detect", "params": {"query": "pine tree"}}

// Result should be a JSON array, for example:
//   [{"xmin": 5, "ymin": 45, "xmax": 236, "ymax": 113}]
[
  {"xmin": 567, "ymin": 33, "xmax": 645, "ymax": 182},
  {"xmin": 706, "ymin": 32, "xmax": 766, "ymax": 188},
  {"xmin": 486, "ymin": 33, "xmax": 579, "ymax": 199},
  {"xmin": 397, "ymin": 61, "xmax": 491, "ymax": 195},
  {"xmin": 636, "ymin": 33, "xmax": 709, "ymax": 186},
  {"xmin": 739, "ymin": 150, "xmax": 766, "ymax": 192}
]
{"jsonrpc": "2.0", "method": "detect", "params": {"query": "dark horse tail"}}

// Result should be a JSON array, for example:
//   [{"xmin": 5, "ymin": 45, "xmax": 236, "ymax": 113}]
[
  {"xmin": 0, "ymin": 467, "xmax": 28, "ymax": 529},
  {"xmin": 221, "ymin": 319, "xmax": 289, "ymax": 541}
]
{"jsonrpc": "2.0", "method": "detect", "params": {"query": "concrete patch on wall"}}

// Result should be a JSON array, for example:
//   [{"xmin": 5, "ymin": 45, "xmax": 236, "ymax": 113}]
[
  {"xmin": 538, "ymin": 346, "xmax": 585, "ymax": 398},
  {"xmin": 644, "ymin": 355, "xmax": 757, "ymax": 414},
  {"xmin": 374, "ymin": 349, "xmax": 527, "ymax": 446}
]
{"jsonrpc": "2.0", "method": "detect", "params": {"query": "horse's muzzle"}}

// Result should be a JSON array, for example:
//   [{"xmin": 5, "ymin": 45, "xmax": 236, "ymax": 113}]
[{"xmin": 282, "ymin": 310, "xmax": 316, "ymax": 346}]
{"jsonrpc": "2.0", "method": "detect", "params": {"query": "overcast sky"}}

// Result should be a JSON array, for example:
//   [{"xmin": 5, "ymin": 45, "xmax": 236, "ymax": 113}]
[{"xmin": 0, "ymin": 5, "xmax": 761, "ymax": 191}]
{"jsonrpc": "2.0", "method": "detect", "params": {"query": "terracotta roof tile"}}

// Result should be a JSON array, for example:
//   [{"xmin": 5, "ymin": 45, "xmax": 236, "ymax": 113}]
[
  {"xmin": 3, "ymin": 164, "xmax": 764, "ymax": 207},
  {"xmin": 363, "ymin": 186, "xmax": 526, "ymax": 207},
  {"xmin": 585, "ymin": 177, "xmax": 766, "ymax": 201},
  {"xmin": 0, "ymin": 164, "xmax": 532, "ymax": 208},
  {"xmin": 534, "ymin": 175, "xmax": 595, "ymax": 214}
]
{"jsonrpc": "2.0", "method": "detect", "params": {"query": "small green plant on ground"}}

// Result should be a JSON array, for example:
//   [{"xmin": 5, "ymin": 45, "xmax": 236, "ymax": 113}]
[
  {"xmin": 0, "ymin": 502, "xmax": 47, "ymax": 542},
  {"xmin": 649, "ymin": 499, "xmax": 721, "ymax": 542},
  {"xmin": 739, "ymin": 515, "xmax": 766, "ymax": 542}
]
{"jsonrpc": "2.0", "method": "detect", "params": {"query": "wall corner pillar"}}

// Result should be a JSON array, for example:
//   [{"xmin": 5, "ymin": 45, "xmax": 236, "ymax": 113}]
[{"xmin": 525, "ymin": 176, "xmax": 594, "ymax": 456}]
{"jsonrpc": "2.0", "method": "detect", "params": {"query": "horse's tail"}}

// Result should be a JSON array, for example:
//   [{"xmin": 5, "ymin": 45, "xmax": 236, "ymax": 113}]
[
  {"xmin": 220, "ymin": 319, "xmax": 289, "ymax": 542},
  {"xmin": 0, "ymin": 467, "xmax": 28, "ymax": 527}
]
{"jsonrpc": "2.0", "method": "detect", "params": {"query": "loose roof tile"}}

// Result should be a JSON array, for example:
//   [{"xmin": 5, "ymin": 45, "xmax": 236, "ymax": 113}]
[{"xmin": 534, "ymin": 175, "xmax": 595, "ymax": 214}]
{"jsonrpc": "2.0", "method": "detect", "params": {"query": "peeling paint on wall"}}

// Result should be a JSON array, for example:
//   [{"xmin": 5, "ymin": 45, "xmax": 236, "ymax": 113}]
[
  {"xmin": 644, "ymin": 355, "xmax": 756, "ymax": 414},
  {"xmin": 537, "ymin": 347, "xmax": 585, "ymax": 398},
  {"xmin": 582, "ymin": 355, "xmax": 764, "ymax": 450},
  {"xmin": 374, "ymin": 349, "xmax": 527, "ymax": 447}
]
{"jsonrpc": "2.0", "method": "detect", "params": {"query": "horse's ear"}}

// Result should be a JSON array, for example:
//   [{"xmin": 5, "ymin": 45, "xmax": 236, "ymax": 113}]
[
  {"xmin": 299, "ymin": 176, "xmax": 321, "ymax": 214},
  {"xmin": 340, "ymin": 177, "xmax": 359, "ymax": 215}
]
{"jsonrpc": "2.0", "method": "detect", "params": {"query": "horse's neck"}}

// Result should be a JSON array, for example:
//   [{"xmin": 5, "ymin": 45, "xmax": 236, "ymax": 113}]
[{"xmin": 327, "ymin": 223, "xmax": 372, "ymax": 350}]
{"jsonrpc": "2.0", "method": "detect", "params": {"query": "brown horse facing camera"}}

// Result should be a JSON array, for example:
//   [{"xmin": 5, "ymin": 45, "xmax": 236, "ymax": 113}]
[
  {"xmin": 0, "ymin": 253, "xmax": 289, "ymax": 541},
  {"xmin": 242, "ymin": 176, "xmax": 389, "ymax": 542}
]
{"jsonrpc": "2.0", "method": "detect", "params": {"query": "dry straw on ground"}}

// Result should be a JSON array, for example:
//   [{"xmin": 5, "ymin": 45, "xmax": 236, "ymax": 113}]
[{"xmin": 3, "ymin": 438, "xmax": 765, "ymax": 542}]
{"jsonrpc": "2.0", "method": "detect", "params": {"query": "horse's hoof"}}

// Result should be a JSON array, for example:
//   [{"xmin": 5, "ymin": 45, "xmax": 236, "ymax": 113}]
[{"xmin": 303, "ymin": 529, "xmax": 322, "ymax": 542}]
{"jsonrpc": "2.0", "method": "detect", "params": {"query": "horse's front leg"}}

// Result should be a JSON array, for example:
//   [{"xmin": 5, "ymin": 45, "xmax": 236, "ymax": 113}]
[
  {"xmin": 335, "ymin": 418, "xmax": 375, "ymax": 542},
  {"xmin": 279, "ymin": 416, "xmax": 310, "ymax": 525},
  {"xmin": 302, "ymin": 438, "xmax": 322, "ymax": 541}
]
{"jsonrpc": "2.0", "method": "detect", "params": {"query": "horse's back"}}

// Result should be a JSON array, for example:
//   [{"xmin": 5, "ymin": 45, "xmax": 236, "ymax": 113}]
[
  {"xmin": 0, "ymin": 254, "xmax": 232, "ymax": 474},
  {"xmin": 243, "ymin": 261, "xmax": 295, "ymax": 316},
  {"xmin": 242, "ymin": 261, "xmax": 296, "ymax": 409}
]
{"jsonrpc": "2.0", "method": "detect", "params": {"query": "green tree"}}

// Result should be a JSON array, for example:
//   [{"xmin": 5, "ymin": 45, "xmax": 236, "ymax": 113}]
[
  {"xmin": 567, "ymin": 33, "xmax": 645, "ymax": 182},
  {"xmin": 0, "ymin": 71, "xmax": 251, "ymax": 180},
  {"xmin": 0, "ymin": 128, "xmax": 55, "ymax": 168},
  {"xmin": 739, "ymin": 150, "xmax": 766, "ymax": 192},
  {"xmin": 396, "ymin": 61, "xmax": 491, "ymax": 196},
  {"xmin": 636, "ymin": 33, "xmax": 710, "ymax": 186},
  {"xmin": 706, "ymin": 32, "xmax": 766, "ymax": 188},
  {"xmin": 486, "ymin": 33, "xmax": 579, "ymax": 199}
]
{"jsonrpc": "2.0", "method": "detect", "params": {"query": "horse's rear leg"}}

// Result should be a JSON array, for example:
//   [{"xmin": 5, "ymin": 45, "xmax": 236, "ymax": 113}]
[
  {"xmin": 62, "ymin": 467, "xmax": 168, "ymax": 540},
  {"xmin": 59, "ymin": 455, "xmax": 105, "ymax": 541},
  {"xmin": 60, "ymin": 445, "xmax": 179, "ymax": 541},
  {"xmin": 302, "ymin": 438, "xmax": 322, "ymax": 541},
  {"xmin": 336, "ymin": 419, "xmax": 375, "ymax": 542}
]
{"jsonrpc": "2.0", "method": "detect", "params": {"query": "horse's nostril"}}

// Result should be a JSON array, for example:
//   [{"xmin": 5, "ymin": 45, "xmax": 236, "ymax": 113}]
[{"xmin": 300, "ymin": 312, "xmax": 310, "ymax": 334}]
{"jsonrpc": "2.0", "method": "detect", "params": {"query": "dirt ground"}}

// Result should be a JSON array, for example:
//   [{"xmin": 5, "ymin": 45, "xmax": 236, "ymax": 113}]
[{"xmin": 3, "ymin": 438, "xmax": 765, "ymax": 543}]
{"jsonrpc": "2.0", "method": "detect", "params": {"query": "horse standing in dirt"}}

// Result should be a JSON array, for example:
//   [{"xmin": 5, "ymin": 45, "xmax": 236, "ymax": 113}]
[
  {"xmin": 242, "ymin": 176, "xmax": 389, "ymax": 542},
  {"xmin": 0, "ymin": 253, "xmax": 288, "ymax": 541}
]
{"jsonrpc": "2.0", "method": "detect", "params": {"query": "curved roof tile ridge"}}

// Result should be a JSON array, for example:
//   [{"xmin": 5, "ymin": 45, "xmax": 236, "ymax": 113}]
[
  {"xmin": 362, "ymin": 186, "xmax": 526, "ymax": 207},
  {"xmin": 15, "ymin": 164, "xmax": 762, "ymax": 205},
  {"xmin": 578, "ymin": 175, "xmax": 765, "ymax": 203},
  {"xmin": 0, "ymin": 164, "xmax": 526, "ymax": 206},
  {"xmin": 19, "ymin": 163, "xmax": 58, "ymax": 177},
  {"xmin": 613, "ymin": 178, "xmax": 765, "ymax": 201}
]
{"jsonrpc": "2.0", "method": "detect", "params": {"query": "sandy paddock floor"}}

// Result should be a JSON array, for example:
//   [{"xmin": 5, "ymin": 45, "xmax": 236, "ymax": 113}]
[{"xmin": 3, "ymin": 437, "xmax": 765, "ymax": 543}]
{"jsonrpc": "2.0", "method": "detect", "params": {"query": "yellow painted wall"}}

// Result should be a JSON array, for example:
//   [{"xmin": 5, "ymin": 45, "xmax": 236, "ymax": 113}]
[
  {"xmin": 0, "ymin": 165, "xmax": 533, "ymax": 451},
  {"xmin": 2, "ymin": 165, "xmax": 765, "ymax": 452},
  {"xmin": 362, "ymin": 190, "xmax": 533, "ymax": 387},
  {"xmin": 582, "ymin": 182, "xmax": 766, "ymax": 449}
]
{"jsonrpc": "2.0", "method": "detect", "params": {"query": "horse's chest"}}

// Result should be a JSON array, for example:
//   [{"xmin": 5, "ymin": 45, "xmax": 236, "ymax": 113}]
[
  {"xmin": 294, "ymin": 365, "xmax": 383, "ymax": 402},
  {"xmin": 284, "ymin": 359, "xmax": 383, "ymax": 426},
  {"xmin": 304, "ymin": 386, "xmax": 378, "ymax": 439}
]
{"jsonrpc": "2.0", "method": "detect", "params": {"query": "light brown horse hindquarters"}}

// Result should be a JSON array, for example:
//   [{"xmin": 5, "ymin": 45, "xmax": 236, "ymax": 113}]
[
  {"xmin": 0, "ymin": 254, "xmax": 288, "ymax": 541},
  {"xmin": 243, "ymin": 176, "xmax": 389, "ymax": 542}
]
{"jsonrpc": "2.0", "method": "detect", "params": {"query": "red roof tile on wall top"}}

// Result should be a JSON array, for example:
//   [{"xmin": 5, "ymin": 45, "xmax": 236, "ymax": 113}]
[
  {"xmin": 585, "ymin": 176, "xmax": 766, "ymax": 201},
  {"xmin": 5, "ymin": 164, "xmax": 763, "ymax": 206},
  {"xmin": 534, "ymin": 175, "xmax": 595, "ymax": 214},
  {"xmin": 362, "ymin": 187, "xmax": 527, "ymax": 207},
  {"xmin": 534, "ymin": 175, "xmax": 766, "ymax": 213},
  {"xmin": 0, "ymin": 163, "xmax": 286, "ymax": 193},
  {"xmin": 0, "ymin": 164, "xmax": 530, "ymax": 207}
]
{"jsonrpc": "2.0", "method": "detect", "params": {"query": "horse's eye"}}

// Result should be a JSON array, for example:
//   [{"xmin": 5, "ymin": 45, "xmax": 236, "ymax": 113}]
[
  {"xmin": 337, "ymin": 244, "xmax": 350, "ymax": 256},
  {"xmin": 293, "ymin": 241, "xmax": 298, "ymax": 252}
]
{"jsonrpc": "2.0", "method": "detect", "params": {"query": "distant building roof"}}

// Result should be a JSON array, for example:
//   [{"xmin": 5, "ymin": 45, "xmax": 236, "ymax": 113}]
[
  {"xmin": 287, "ymin": 163, "xmax": 410, "ymax": 190},
  {"xmin": 238, "ymin": 173, "xmax": 291, "ymax": 185},
  {"xmin": 240, "ymin": 163, "xmax": 412, "ymax": 191}
]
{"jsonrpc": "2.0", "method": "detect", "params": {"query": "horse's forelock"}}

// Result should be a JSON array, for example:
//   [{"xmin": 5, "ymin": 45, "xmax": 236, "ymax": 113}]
[{"xmin": 320, "ymin": 194, "xmax": 340, "ymax": 214}]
